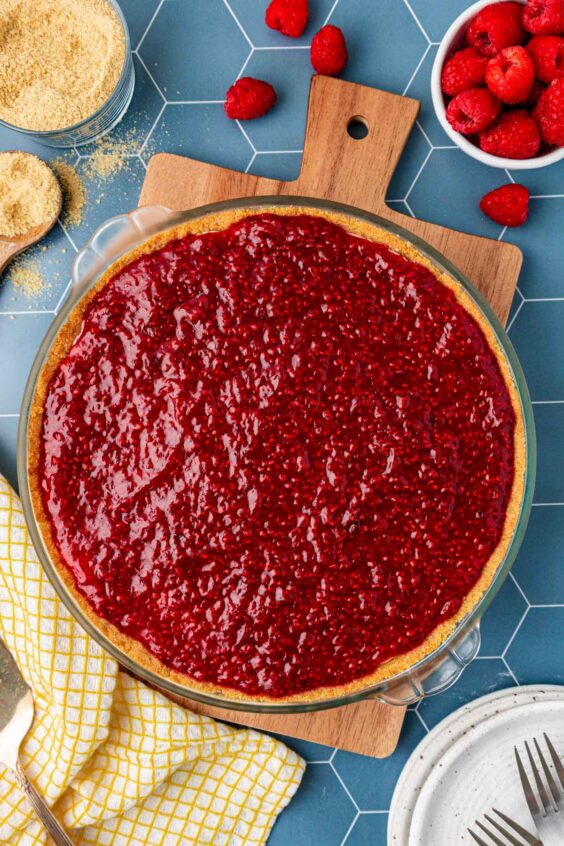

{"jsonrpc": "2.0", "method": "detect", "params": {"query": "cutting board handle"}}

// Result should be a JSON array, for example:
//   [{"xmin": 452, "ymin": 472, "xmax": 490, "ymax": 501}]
[{"xmin": 294, "ymin": 76, "xmax": 420, "ymax": 213}]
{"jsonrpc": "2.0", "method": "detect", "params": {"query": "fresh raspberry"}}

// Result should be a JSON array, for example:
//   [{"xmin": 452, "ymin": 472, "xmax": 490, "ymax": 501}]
[
  {"xmin": 527, "ymin": 35, "xmax": 564, "ymax": 82},
  {"xmin": 441, "ymin": 48, "xmax": 489, "ymax": 96},
  {"xmin": 485, "ymin": 46, "xmax": 535, "ymax": 103},
  {"xmin": 224, "ymin": 78, "xmax": 277, "ymax": 120},
  {"xmin": 446, "ymin": 88, "xmax": 502, "ymax": 134},
  {"xmin": 310, "ymin": 25, "xmax": 348, "ymax": 76},
  {"xmin": 265, "ymin": 0, "xmax": 308, "ymax": 38},
  {"xmin": 523, "ymin": 0, "xmax": 564, "ymax": 34},
  {"xmin": 479, "ymin": 109, "xmax": 541, "ymax": 157},
  {"xmin": 466, "ymin": 2, "xmax": 526, "ymax": 57},
  {"xmin": 534, "ymin": 77, "xmax": 564, "ymax": 144},
  {"xmin": 480, "ymin": 184, "xmax": 530, "ymax": 226}
]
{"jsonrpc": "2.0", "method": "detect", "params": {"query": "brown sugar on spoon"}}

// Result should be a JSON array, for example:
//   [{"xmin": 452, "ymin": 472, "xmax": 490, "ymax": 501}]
[
  {"xmin": 0, "ymin": 0, "xmax": 125, "ymax": 132},
  {"xmin": 0, "ymin": 152, "xmax": 61, "ymax": 239}
]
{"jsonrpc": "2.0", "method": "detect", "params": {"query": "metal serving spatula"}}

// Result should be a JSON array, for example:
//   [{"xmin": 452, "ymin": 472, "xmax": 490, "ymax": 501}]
[{"xmin": 0, "ymin": 636, "xmax": 73, "ymax": 844}]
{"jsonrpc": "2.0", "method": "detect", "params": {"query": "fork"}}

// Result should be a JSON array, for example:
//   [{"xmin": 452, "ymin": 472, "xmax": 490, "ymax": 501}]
[
  {"xmin": 515, "ymin": 734, "xmax": 564, "ymax": 846},
  {"xmin": 468, "ymin": 808, "xmax": 543, "ymax": 845}
]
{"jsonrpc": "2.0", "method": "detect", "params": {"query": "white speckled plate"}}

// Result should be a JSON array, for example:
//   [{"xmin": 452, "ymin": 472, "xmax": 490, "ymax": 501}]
[
  {"xmin": 409, "ymin": 698, "xmax": 564, "ymax": 844},
  {"xmin": 388, "ymin": 685, "xmax": 564, "ymax": 845}
]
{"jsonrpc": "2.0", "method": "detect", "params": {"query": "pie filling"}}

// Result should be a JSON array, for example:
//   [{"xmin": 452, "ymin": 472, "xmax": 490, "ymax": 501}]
[{"xmin": 38, "ymin": 213, "xmax": 517, "ymax": 697}]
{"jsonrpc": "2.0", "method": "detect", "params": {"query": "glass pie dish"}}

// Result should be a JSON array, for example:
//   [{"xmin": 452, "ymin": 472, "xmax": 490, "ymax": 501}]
[{"xmin": 17, "ymin": 197, "xmax": 536, "ymax": 713}]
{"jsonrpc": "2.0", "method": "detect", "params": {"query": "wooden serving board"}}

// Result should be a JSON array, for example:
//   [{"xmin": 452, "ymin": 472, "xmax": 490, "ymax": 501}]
[{"xmin": 140, "ymin": 75, "xmax": 522, "ymax": 758}]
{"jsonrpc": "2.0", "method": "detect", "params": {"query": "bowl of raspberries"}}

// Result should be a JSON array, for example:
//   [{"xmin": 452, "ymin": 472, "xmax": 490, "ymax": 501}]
[{"xmin": 431, "ymin": 0, "xmax": 564, "ymax": 168}]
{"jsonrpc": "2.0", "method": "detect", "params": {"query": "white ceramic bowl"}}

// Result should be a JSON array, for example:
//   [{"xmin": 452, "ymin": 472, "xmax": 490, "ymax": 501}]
[{"xmin": 431, "ymin": 0, "xmax": 564, "ymax": 169}]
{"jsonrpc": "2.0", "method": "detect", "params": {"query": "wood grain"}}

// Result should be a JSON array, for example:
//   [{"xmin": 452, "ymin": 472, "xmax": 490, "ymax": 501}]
[{"xmin": 139, "ymin": 75, "xmax": 523, "ymax": 758}]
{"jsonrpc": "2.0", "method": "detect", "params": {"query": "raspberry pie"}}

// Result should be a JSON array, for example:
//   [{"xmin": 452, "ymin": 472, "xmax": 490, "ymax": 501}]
[{"xmin": 29, "ymin": 207, "xmax": 526, "ymax": 701}]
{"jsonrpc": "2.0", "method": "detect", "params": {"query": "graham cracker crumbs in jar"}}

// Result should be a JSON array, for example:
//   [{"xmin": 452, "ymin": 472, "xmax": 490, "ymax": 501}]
[
  {"xmin": 0, "ymin": 152, "xmax": 61, "ymax": 239},
  {"xmin": 0, "ymin": 0, "xmax": 126, "ymax": 132},
  {"xmin": 51, "ymin": 161, "xmax": 86, "ymax": 228}
]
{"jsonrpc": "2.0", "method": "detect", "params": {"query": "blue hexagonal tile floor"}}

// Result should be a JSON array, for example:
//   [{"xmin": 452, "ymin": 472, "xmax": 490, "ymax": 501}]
[
  {"xmin": 331, "ymin": 0, "xmax": 428, "ymax": 95},
  {"xmin": 229, "ymin": 0, "xmax": 335, "ymax": 47},
  {"xmin": 513, "ymin": 506, "xmax": 564, "ymax": 605},
  {"xmin": 333, "ymin": 712, "xmax": 427, "ymax": 811},
  {"xmin": 1, "ymin": 2, "xmax": 564, "ymax": 844},
  {"xmin": 408, "ymin": 148, "xmax": 504, "ymax": 237},
  {"xmin": 404, "ymin": 45, "xmax": 452, "ymax": 147},
  {"xmin": 407, "ymin": 0, "xmax": 471, "ymax": 43},
  {"xmin": 236, "ymin": 49, "xmax": 313, "ymax": 151},
  {"xmin": 145, "ymin": 103, "xmax": 253, "ymax": 170},
  {"xmin": 506, "ymin": 608, "xmax": 564, "ymax": 686},
  {"xmin": 139, "ymin": 0, "xmax": 251, "ymax": 101},
  {"xmin": 269, "ymin": 764, "xmax": 356, "ymax": 846}
]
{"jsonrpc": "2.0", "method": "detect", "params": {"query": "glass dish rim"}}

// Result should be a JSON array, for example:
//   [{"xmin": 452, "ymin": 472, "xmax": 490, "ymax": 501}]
[
  {"xmin": 0, "ymin": 0, "xmax": 131, "ymax": 140},
  {"xmin": 17, "ymin": 195, "xmax": 536, "ymax": 714}
]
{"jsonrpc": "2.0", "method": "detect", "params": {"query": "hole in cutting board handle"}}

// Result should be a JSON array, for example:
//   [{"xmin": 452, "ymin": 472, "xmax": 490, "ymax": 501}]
[{"xmin": 347, "ymin": 116, "xmax": 369, "ymax": 140}]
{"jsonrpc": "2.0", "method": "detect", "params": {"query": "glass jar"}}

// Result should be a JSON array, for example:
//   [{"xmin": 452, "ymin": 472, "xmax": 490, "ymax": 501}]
[{"xmin": 0, "ymin": 0, "xmax": 135, "ymax": 149}]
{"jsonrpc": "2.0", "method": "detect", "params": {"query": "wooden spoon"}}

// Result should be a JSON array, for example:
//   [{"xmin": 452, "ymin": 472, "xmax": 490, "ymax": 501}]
[{"xmin": 0, "ymin": 152, "xmax": 63, "ymax": 275}]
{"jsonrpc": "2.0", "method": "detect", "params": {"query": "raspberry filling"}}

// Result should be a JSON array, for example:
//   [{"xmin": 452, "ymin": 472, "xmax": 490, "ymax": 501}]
[{"xmin": 39, "ymin": 213, "xmax": 517, "ymax": 697}]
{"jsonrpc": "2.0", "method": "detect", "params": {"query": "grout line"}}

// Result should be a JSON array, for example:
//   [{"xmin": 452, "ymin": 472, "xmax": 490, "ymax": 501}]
[
  {"xmin": 532, "ymin": 400, "xmax": 564, "ymax": 404},
  {"xmin": 404, "ymin": 147, "xmax": 433, "ymax": 202},
  {"xmin": 505, "ymin": 298, "xmax": 524, "ymax": 333},
  {"xmin": 339, "ymin": 811, "xmax": 360, "ymax": 846},
  {"xmin": 401, "ymin": 0, "xmax": 431, "ymax": 44},
  {"xmin": 54, "ymin": 280, "xmax": 72, "ymax": 315},
  {"xmin": 415, "ymin": 120, "xmax": 433, "ymax": 148},
  {"xmin": 359, "ymin": 810, "xmax": 389, "ymax": 815},
  {"xmin": 221, "ymin": 0, "xmax": 254, "ymax": 48},
  {"xmin": 134, "ymin": 51, "xmax": 167, "ymax": 102},
  {"xmin": 253, "ymin": 44, "xmax": 310, "ymax": 50},
  {"xmin": 529, "ymin": 603, "xmax": 564, "ymax": 608},
  {"xmin": 255, "ymin": 149, "xmax": 304, "ymax": 155},
  {"xmin": 324, "ymin": 0, "xmax": 342, "ymax": 25},
  {"xmin": 57, "ymin": 219, "xmax": 79, "ymax": 253},
  {"xmin": 497, "ymin": 225, "xmax": 507, "ymax": 241},
  {"xmin": 501, "ymin": 607, "xmax": 530, "ymax": 658},
  {"xmin": 236, "ymin": 119, "xmax": 257, "ymax": 154},
  {"xmin": 165, "ymin": 99, "xmax": 225, "ymax": 105},
  {"xmin": 0, "ymin": 413, "xmax": 19, "ymax": 418},
  {"xmin": 504, "ymin": 169, "xmax": 515, "ymax": 184},
  {"xmin": 237, "ymin": 48, "xmax": 255, "ymax": 80},
  {"xmin": 501, "ymin": 657, "xmax": 519, "ymax": 685},
  {"xmin": 509, "ymin": 573, "xmax": 531, "ymax": 607},
  {"xmin": 330, "ymin": 760, "xmax": 361, "ymax": 812},
  {"xmin": 523, "ymin": 296, "xmax": 564, "ymax": 302},
  {"xmin": 529, "ymin": 194, "xmax": 564, "ymax": 199},
  {"xmin": 414, "ymin": 707, "xmax": 430, "ymax": 733},
  {"xmin": 476, "ymin": 655, "xmax": 508, "ymax": 662},
  {"xmin": 135, "ymin": 0, "xmax": 164, "ymax": 52},
  {"xmin": 403, "ymin": 199, "xmax": 416, "ymax": 218},
  {"xmin": 532, "ymin": 502, "xmax": 564, "ymax": 507},
  {"xmin": 244, "ymin": 152, "xmax": 256, "ymax": 174},
  {"xmin": 402, "ymin": 44, "xmax": 431, "ymax": 96},
  {"xmin": 139, "ymin": 102, "xmax": 167, "ymax": 156},
  {"xmin": 307, "ymin": 759, "xmax": 335, "ymax": 765}
]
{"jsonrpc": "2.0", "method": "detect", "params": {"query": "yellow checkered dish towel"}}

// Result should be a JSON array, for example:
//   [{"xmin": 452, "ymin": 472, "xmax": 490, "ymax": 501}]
[{"xmin": 0, "ymin": 477, "xmax": 304, "ymax": 845}]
